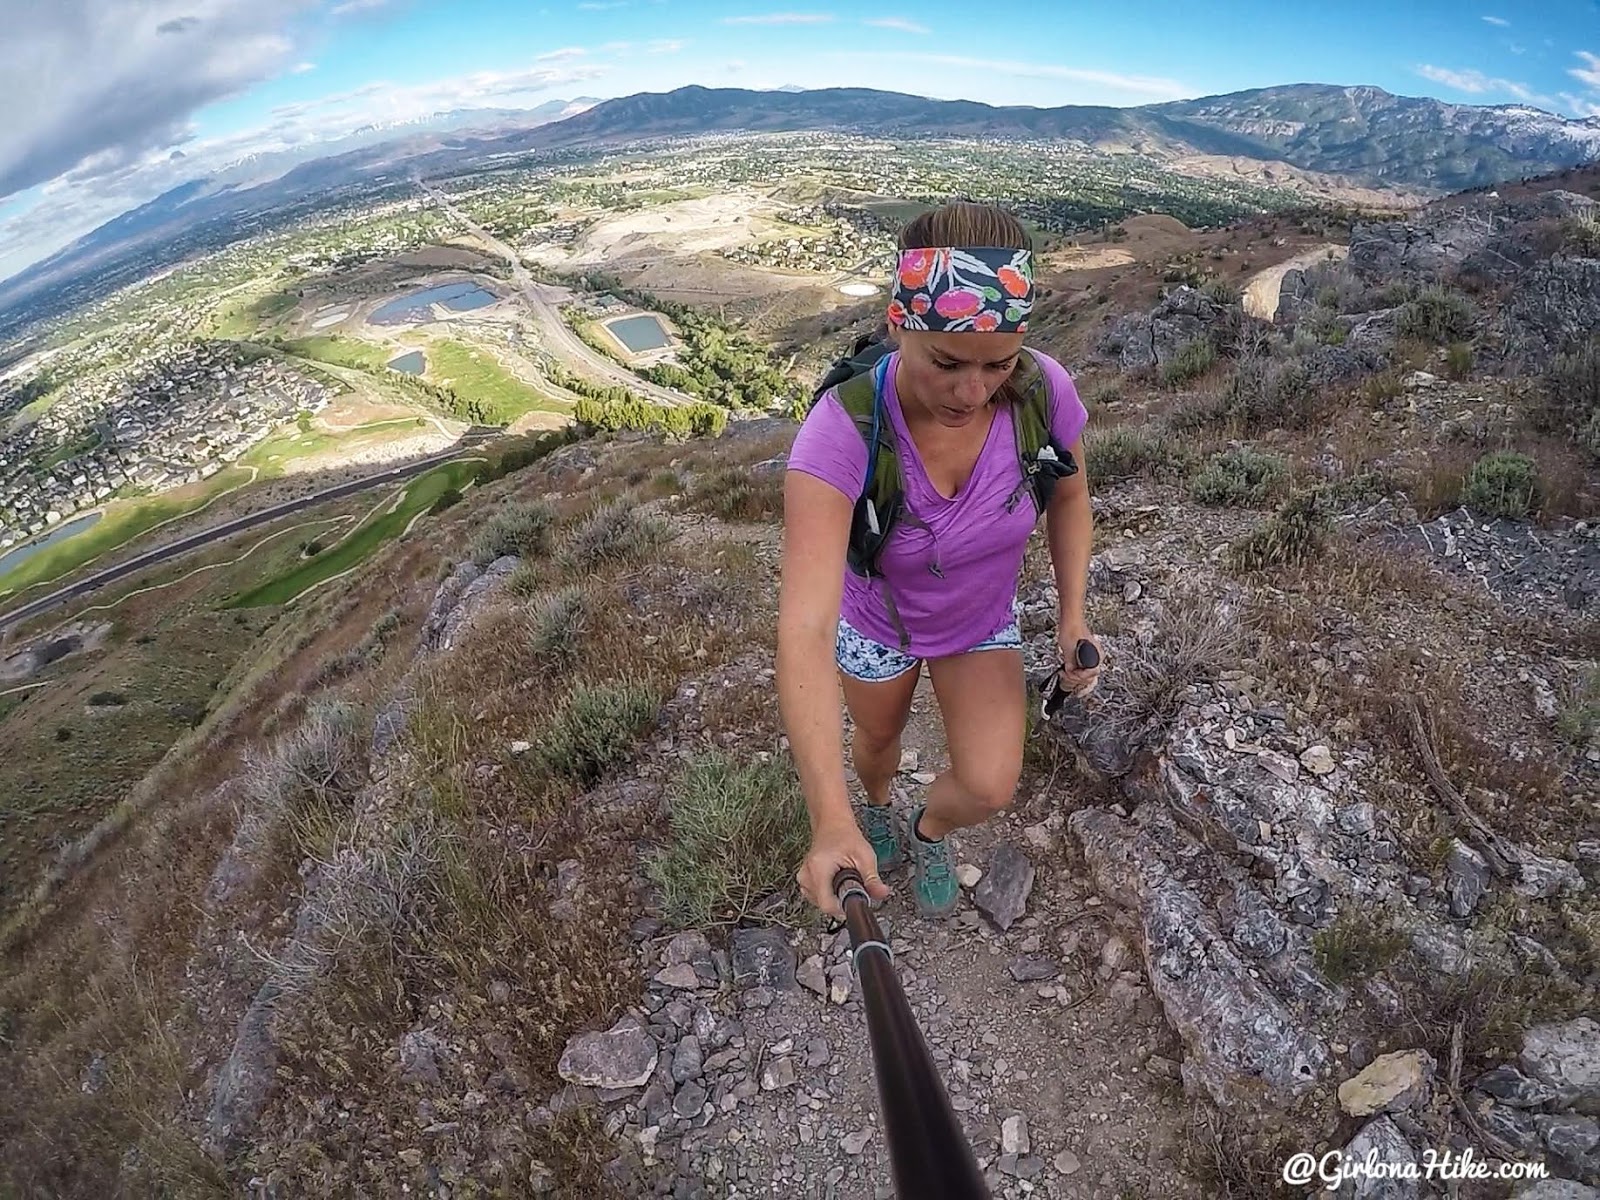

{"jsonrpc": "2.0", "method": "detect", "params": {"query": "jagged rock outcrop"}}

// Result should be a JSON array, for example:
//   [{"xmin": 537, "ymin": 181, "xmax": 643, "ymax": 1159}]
[
  {"xmin": 1097, "ymin": 285, "xmax": 1230, "ymax": 371},
  {"xmin": 1504, "ymin": 255, "xmax": 1600, "ymax": 360},
  {"xmin": 1348, "ymin": 190, "xmax": 1597, "ymax": 284},
  {"xmin": 1049, "ymin": 639, "xmax": 1592, "ymax": 1147},
  {"xmin": 422, "ymin": 555, "xmax": 521, "ymax": 652}
]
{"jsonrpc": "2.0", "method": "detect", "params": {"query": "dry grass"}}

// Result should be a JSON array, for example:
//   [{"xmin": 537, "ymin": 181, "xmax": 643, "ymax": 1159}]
[
  {"xmin": 1228, "ymin": 491, "xmax": 1331, "ymax": 572},
  {"xmin": 1179, "ymin": 1105, "xmax": 1303, "ymax": 1200},
  {"xmin": 1090, "ymin": 584, "xmax": 1248, "ymax": 747},
  {"xmin": 683, "ymin": 464, "xmax": 784, "ymax": 522}
]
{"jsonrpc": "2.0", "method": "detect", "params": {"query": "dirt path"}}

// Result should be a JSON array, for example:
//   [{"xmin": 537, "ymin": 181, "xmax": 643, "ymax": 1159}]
[
  {"xmin": 644, "ymin": 653, "xmax": 1205, "ymax": 1197},
  {"xmin": 1242, "ymin": 243, "xmax": 1347, "ymax": 319}
]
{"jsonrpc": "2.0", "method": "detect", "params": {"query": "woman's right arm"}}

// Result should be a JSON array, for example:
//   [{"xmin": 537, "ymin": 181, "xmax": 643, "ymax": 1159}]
[{"xmin": 777, "ymin": 469, "xmax": 892, "ymax": 917}]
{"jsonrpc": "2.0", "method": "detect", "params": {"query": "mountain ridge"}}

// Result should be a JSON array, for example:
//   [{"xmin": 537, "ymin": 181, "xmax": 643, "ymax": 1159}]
[{"xmin": 2, "ymin": 81, "xmax": 1597, "ymax": 333}]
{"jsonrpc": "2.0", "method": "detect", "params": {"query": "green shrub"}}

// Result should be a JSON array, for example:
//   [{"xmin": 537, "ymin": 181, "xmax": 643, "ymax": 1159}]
[
  {"xmin": 1313, "ymin": 911, "xmax": 1408, "ymax": 985},
  {"xmin": 1228, "ymin": 490, "xmax": 1331, "ymax": 570},
  {"xmin": 1219, "ymin": 359, "xmax": 1321, "ymax": 433},
  {"xmin": 1085, "ymin": 425, "xmax": 1198, "ymax": 484},
  {"xmin": 644, "ymin": 750, "xmax": 811, "ymax": 927},
  {"xmin": 1544, "ymin": 337, "xmax": 1600, "ymax": 457},
  {"xmin": 1461, "ymin": 451, "xmax": 1539, "ymax": 519},
  {"xmin": 87, "ymin": 691, "xmax": 127, "ymax": 707},
  {"xmin": 1556, "ymin": 671, "xmax": 1600, "ymax": 747},
  {"xmin": 1199, "ymin": 278, "xmax": 1241, "ymax": 307},
  {"xmin": 507, "ymin": 559, "xmax": 542, "ymax": 597},
  {"xmin": 1561, "ymin": 211, "xmax": 1600, "ymax": 256},
  {"xmin": 1161, "ymin": 338, "xmax": 1217, "ymax": 386},
  {"xmin": 574, "ymin": 394, "xmax": 728, "ymax": 439},
  {"xmin": 1396, "ymin": 286, "xmax": 1476, "ymax": 345},
  {"xmin": 1166, "ymin": 388, "xmax": 1235, "ymax": 433},
  {"xmin": 1444, "ymin": 342, "xmax": 1474, "ymax": 380},
  {"xmin": 1189, "ymin": 447, "xmax": 1288, "ymax": 507},
  {"xmin": 532, "ymin": 677, "xmax": 661, "ymax": 786},
  {"xmin": 554, "ymin": 497, "xmax": 674, "ymax": 572},
  {"xmin": 528, "ymin": 585, "xmax": 589, "ymax": 670},
  {"xmin": 469, "ymin": 499, "xmax": 558, "ymax": 566},
  {"xmin": 1376, "ymin": 281, "xmax": 1419, "ymax": 308},
  {"xmin": 430, "ymin": 487, "xmax": 464, "ymax": 515}
]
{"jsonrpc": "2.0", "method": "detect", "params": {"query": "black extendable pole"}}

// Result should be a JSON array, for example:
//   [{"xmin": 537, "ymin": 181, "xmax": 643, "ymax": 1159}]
[{"xmin": 832, "ymin": 869, "xmax": 991, "ymax": 1200}]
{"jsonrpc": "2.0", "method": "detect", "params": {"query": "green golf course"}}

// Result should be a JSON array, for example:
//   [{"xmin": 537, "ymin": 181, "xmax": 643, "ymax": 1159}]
[{"xmin": 223, "ymin": 458, "xmax": 479, "ymax": 608}]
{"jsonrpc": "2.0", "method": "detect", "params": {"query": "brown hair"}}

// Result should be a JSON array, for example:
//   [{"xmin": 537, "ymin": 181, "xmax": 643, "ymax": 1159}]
[
  {"xmin": 893, "ymin": 201, "xmax": 1034, "ymax": 406},
  {"xmin": 898, "ymin": 200, "xmax": 1032, "ymax": 254}
]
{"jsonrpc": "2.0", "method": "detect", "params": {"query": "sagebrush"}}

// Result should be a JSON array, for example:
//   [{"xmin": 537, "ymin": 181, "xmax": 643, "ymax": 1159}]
[{"xmin": 645, "ymin": 750, "xmax": 810, "ymax": 926}]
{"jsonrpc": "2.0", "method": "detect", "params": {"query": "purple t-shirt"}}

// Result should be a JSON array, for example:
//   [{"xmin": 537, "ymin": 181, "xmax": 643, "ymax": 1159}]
[{"xmin": 787, "ymin": 348, "xmax": 1088, "ymax": 659}]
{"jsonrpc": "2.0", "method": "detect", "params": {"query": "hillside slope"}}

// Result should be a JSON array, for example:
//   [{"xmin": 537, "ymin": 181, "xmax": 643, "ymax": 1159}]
[{"xmin": 2, "ymin": 185, "xmax": 1599, "ymax": 1198}]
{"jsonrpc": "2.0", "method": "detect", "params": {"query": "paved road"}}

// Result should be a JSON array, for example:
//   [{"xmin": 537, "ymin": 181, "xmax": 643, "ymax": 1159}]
[
  {"xmin": 417, "ymin": 180, "xmax": 697, "ymax": 408},
  {"xmin": 0, "ymin": 434, "xmax": 494, "ymax": 637}
]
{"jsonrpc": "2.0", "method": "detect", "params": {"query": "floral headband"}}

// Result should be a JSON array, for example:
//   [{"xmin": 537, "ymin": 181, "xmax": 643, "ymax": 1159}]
[{"xmin": 886, "ymin": 246, "xmax": 1034, "ymax": 334}]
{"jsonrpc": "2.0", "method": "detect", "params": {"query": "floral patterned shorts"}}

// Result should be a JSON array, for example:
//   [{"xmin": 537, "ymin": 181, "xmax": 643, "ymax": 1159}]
[{"xmin": 835, "ymin": 613, "xmax": 1024, "ymax": 683}]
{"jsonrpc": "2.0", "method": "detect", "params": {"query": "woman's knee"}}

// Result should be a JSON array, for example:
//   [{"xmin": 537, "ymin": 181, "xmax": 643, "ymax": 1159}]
[
  {"xmin": 955, "ymin": 760, "xmax": 1022, "ymax": 815},
  {"xmin": 852, "ymin": 715, "xmax": 906, "ymax": 756}
]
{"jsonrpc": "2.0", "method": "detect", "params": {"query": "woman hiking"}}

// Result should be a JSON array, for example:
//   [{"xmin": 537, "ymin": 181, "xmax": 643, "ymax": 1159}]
[{"xmin": 778, "ymin": 200, "xmax": 1100, "ymax": 920}]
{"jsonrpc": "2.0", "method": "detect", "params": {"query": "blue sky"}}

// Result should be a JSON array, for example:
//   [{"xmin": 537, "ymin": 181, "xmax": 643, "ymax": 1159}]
[{"xmin": 3, "ymin": 0, "xmax": 1599, "ymax": 284}]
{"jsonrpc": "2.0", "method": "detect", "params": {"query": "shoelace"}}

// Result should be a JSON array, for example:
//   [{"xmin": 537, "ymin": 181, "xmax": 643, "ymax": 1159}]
[{"xmin": 920, "ymin": 837, "xmax": 951, "ymax": 883}]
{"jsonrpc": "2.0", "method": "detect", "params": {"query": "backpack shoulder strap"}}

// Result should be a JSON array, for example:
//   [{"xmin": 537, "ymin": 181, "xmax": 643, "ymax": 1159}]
[{"xmin": 1006, "ymin": 348, "xmax": 1079, "ymax": 514}]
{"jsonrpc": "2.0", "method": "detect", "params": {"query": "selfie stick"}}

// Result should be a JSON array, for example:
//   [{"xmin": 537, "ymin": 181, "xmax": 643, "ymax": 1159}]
[{"xmin": 830, "ymin": 868, "xmax": 992, "ymax": 1200}]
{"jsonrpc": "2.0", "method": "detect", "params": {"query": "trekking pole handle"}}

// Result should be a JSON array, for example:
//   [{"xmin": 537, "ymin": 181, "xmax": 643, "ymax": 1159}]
[{"xmin": 1041, "ymin": 638, "xmax": 1101, "ymax": 719}]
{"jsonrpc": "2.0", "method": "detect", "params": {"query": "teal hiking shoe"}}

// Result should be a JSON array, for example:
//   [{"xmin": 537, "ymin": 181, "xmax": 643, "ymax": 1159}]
[
  {"xmin": 907, "ymin": 804, "xmax": 959, "ymax": 917},
  {"xmin": 859, "ymin": 800, "xmax": 905, "ymax": 874}
]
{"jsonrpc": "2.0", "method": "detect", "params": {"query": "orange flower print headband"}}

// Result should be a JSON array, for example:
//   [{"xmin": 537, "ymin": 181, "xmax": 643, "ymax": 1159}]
[{"xmin": 886, "ymin": 246, "xmax": 1035, "ymax": 334}]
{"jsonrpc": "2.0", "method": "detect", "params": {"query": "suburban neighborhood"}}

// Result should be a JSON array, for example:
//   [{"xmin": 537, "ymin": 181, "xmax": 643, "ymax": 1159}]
[{"xmin": 0, "ymin": 345, "xmax": 333, "ymax": 550}]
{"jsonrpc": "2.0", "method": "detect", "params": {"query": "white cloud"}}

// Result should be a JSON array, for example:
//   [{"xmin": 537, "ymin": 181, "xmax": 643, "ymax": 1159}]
[
  {"xmin": 1482, "ymin": 15, "xmax": 1509, "ymax": 26},
  {"xmin": 1563, "ymin": 93, "xmax": 1600, "ymax": 117},
  {"xmin": 578, "ymin": 1, "xmax": 629, "ymax": 9},
  {"xmin": 292, "ymin": 60, "xmax": 317, "ymax": 73},
  {"xmin": 0, "ymin": 56, "xmax": 610, "ymax": 279},
  {"xmin": 0, "ymin": 0, "xmax": 314, "ymax": 201},
  {"xmin": 863, "ymin": 17, "xmax": 929, "ymax": 34},
  {"xmin": 647, "ymin": 38, "xmax": 687, "ymax": 53},
  {"xmin": 1414, "ymin": 63, "xmax": 1542, "ymax": 103},
  {"xmin": 721, "ymin": 12, "xmax": 835, "ymax": 24},
  {"xmin": 1571, "ymin": 50, "xmax": 1600, "ymax": 89},
  {"xmin": 832, "ymin": 51, "xmax": 1190, "ymax": 100},
  {"xmin": 330, "ymin": 0, "xmax": 390, "ymax": 14},
  {"xmin": 536, "ymin": 46, "xmax": 589, "ymax": 61}
]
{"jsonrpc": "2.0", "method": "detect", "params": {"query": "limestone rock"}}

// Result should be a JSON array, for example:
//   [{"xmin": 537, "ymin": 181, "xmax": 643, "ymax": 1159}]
[
  {"xmin": 558, "ymin": 1016, "xmax": 658, "ymax": 1090},
  {"xmin": 1475, "ymin": 1063, "xmax": 1558, "ymax": 1108},
  {"xmin": 730, "ymin": 926, "xmax": 797, "ymax": 990},
  {"xmin": 974, "ymin": 843, "xmax": 1035, "ymax": 931},
  {"xmin": 1338, "ymin": 1049, "xmax": 1435, "ymax": 1117},
  {"xmin": 1072, "ymin": 805, "xmax": 1329, "ymax": 1108},
  {"xmin": 1299, "ymin": 745, "xmax": 1335, "ymax": 775},
  {"xmin": 1446, "ymin": 840, "xmax": 1490, "ymax": 919},
  {"xmin": 1001, "ymin": 1114, "xmax": 1030, "ymax": 1156},
  {"xmin": 1511, "ymin": 1183, "xmax": 1600, "ymax": 1200},
  {"xmin": 1329, "ymin": 1115, "xmax": 1420, "ymax": 1199},
  {"xmin": 1521, "ymin": 1018, "xmax": 1600, "ymax": 1110}
]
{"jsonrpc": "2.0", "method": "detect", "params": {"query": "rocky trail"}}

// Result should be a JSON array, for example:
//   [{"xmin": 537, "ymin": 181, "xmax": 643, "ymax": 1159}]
[{"xmin": 590, "ymin": 674, "xmax": 1202, "ymax": 1200}]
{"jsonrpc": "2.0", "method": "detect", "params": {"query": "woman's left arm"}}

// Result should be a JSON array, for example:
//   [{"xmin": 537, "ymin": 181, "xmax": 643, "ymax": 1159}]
[{"xmin": 1045, "ymin": 438, "xmax": 1100, "ymax": 690}]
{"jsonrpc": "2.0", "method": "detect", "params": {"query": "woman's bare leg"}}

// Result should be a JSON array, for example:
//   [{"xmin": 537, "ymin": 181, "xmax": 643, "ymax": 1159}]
[
  {"xmin": 915, "ymin": 647, "xmax": 1026, "ymax": 840},
  {"xmin": 838, "ymin": 664, "xmax": 920, "ymax": 806}
]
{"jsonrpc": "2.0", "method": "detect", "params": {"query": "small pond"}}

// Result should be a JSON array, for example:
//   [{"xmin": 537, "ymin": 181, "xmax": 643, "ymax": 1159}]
[
  {"xmin": 607, "ymin": 314, "xmax": 671, "ymax": 354},
  {"xmin": 0, "ymin": 512, "xmax": 103, "ymax": 578},
  {"xmin": 369, "ymin": 281, "xmax": 498, "ymax": 326},
  {"xmin": 388, "ymin": 350, "xmax": 427, "ymax": 375}
]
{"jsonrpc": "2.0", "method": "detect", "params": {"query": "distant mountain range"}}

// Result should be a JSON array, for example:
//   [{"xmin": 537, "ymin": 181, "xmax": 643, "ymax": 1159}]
[{"xmin": 3, "ymin": 82, "xmax": 1598, "ymax": 337}]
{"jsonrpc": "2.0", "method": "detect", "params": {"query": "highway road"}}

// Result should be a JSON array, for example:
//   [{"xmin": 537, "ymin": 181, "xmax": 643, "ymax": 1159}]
[
  {"xmin": 0, "ymin": 434, "xmax": 494, "ymax": 637},
  {"xmin": 416, "ymin": 180, "xmax": 697, "ymax": 409}
]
